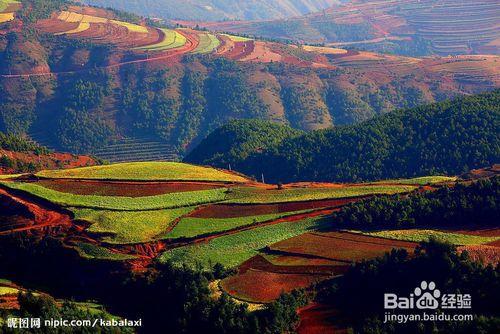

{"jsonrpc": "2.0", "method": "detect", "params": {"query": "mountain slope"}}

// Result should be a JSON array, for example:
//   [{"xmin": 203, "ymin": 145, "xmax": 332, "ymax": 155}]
[
  {"xmin": 185, "ymin": 90, "xmax": 500, "ymax": 183},
  {"xmin": 188, "ymin": 0, "xmax": 500, "ymax": 56},
  {"xmin": 81, "ymin": 0, "xmax": 339, "ymax": 21},
  {"xmin": 0, "ymin": 1, "xmax": 498, "ymax": 160}
]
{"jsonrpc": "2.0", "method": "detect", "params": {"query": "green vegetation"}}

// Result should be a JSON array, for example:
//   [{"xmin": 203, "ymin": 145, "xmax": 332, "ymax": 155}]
[
  {"xmin": 36, "ymin": 162, "xmax": 247, "ymax": 182},
  {"xmin": 160, "ymin": 217, "xmax": 328, "ymax": 269},
  {"xmin": 0, "ymin": 286, "xmax": 18, "ymax": 295},
  {"xmin": 221, "ymin": 34, "xmax": 252, "ymax": 42},
  {"xmin": 193, "ymin": 33, "xmax": 220, "ymax": 54},
  {"xmin": 0, "ymin": 0, "xmax": 18, "ymax": 12},
  {"xmin": 0, "ymin": 181, "xmax": 228, "ymax": 210},
  {"xmin": 317, "ymin": 240, "xmax": 500, "ymax": 333},
  {"xmin": 73, "ymin": 207, "xmax": 194, "ymax": 244},
  {"xmin": 165, "ymin": 210, "xmax": 311, "ymax": 239},
  {"xmin": 356, "ymin": 229, "xmax": 499, "ymax": 246},
  {"xmin": 334, "ymin": 177, "xmax": 499, "ymax": 230},
  {"xmin": 375, "ymin": 176, "xmax": 457, "ymax": 185},
  {"xmin": 187, "ymin": 90, "xmax": 500, "ymax": 183},
  {"xmin": 225, "ymin": 185, "xmax": 416, "ymax": 204},
  {"xmin": 0, "ymin": 132, "xmax": 50, "ymax": 154},
  {"xmin": 186, "ymin": 119, "xmax": 303, "ymax": 171},
  {"xmin": 73, "ymin": 242, "xmax": 137, "ymax": 261},
  {"xmin": 136, "ymin": 29, "xmax": 186, "ymax": 51},
  {"xmin": 1, "ymin": 291, "xmax": 133, "ymax": 333}
]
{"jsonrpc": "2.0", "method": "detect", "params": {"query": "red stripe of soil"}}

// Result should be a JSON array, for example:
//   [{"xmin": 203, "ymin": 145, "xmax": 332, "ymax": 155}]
[
  {"xmin": 190, "ymin": 197, "xmax": 363, "ymax": 218},
  {"xmin": 35, "ymin": 179, "xmax": 225, "ymax": 197},
  {"xmin": 220, "ymin": 269, "xmax": 329, "ymax": 304}
]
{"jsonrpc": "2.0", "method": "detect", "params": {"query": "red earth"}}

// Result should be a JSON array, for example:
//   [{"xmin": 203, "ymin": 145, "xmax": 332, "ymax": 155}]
[
  {"xmin": 190, "ymin": 197, "xmax": 365, "ymax": 218},
  {"xmin": 35, "ymin": 179, "xmax": 226, "ymax": 197}
]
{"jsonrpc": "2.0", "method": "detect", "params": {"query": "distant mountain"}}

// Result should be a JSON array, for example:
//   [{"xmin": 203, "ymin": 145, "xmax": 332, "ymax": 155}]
[
  {"xmin": 189, "ymin": 0, "xmax": 500, "ymax": 56},
  {"xmin": 1, "ymin": 1, "xmax": 499, "ymax": 161},
  {"xmin": 185, "ymin": 91, "xmax": 500, "ymax": 183},
  {"xmin": 81, "ymin": 0, "xmax": 339, "ymax": 21}
]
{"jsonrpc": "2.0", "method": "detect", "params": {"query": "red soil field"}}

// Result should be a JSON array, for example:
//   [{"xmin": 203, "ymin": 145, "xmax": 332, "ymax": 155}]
[
  {"xmin": 221, "ymin": 268, "xmax": 328, "ymax": 303},
  {"xmin": 35, "ymin": 179, "xmax": 225, "ymax": 197},
  {"xmin": 297, "ymin": 303, "xmax": 348, "ymax": 334},
  {"xmin": 269, "ymin": 232, "xmax": 416, "ymax": 262},
  {"xmin": 0, "ymin": 149, "xmax": 97, "ymax": 174},
  {"xmin": 239, "ymin": 255, "xmax": 349, "ymax": 276},
  {"xmin": 0, "ymin": 187, "xmax": 71, "ymax": 235},
  {"xmin": 35, "ymin": 18, "xmax": 80, "ymax": 34},
  {"xmin": 458, "ymin": 245, "xmax": 499, "ymax": 266},
  {"xmin": 190, "ymin": 197, "xmax": 363, "ymax": 218}
]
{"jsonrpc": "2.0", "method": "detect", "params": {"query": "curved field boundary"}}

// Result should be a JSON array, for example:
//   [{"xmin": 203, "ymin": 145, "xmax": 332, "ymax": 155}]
[
  {"xmin": 0, "ymin": 12, "xmax": 13, "ymax": 23},
  {"xmin": 55, "ymin": 21, "xmax": 89, "ymax": 35},
  {"xmin": 193, "ymin": 32, "xmax": 220, "ymax": 54},
  {"xmin": 135, "ymin": 28, "xmax": 186, "ymax": 51},
  {"xmin": 110, "ymin": 19, "xmax": 148, "ymax": 34},
  {"xmin": 0, "ymin": 29, "xmax": 195, "ymax": 78},
  {"xmin": 221, "ymin": 33, "xmax": 252, "ymax": 42}
]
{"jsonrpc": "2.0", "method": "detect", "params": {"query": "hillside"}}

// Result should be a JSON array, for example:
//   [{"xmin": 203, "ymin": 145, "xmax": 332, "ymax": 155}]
[
  {"xmin": 185, "ymin": 90, "xmax": 500, "ymax": 183},
  {"xmin": 81, "ymin": 0, "xmax": 339, "ymax": 21},
  {"xmin": 0, "ymin": 1, "xmax": 499, "ymax": 162},
  {"xmin": 188, "ymin": 0, "xmax": 500, "ymax": 56},
  {"xmin": 0, "ymin": 159, "xmax": 497, "ymax": 332},
  {"xmin": 0, "ymin": 132, "xmax": 97, "ymax": 173}
]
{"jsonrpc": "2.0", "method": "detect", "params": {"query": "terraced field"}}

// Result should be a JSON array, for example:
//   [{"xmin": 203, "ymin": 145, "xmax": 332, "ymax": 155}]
[
  {"xmin": 0, "ymin": 161, "xmax": 494, "ymax": 305},
  {"xmin": 192, "ymin": 0, "xmax": 500, "ymax": 56},
  {"xmin": 0, "ymin": 0, "xmax": 19, "ymax": 24}
]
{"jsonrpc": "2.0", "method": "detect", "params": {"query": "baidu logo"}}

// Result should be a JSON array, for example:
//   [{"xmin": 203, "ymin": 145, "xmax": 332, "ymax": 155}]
[{"xmin": 384, "ymin": 281, "xmax": 471, "ymax": 310}]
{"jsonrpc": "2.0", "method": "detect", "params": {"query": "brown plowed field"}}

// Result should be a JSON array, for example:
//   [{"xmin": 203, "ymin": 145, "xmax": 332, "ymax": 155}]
[
  {"xmin": 190, "ymin": 197, "xmax": 364, "ymax": 218},
  {"xmin": 35, "ymin": 179, "xmax": 225, "ymax": 197},
  {"xmin": 239, "ymin": 255, "xmax": 349, "ymax": 276},
  {"xmin": 221, "ymin": 268, "xmax": 328, "ymax": 303},
  {"xmin": 269, "ymin": 232, "xmax": 416, "ymax": 262},
  {"xmin": 36, "ymin": 18, "xmax": 79, "ymax": 34}
]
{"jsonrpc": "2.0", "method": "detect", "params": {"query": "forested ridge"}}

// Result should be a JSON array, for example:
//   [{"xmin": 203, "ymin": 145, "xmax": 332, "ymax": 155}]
[
  {"xmin": 186, "ymin": 90, "xmax": 500, "ymax": 183},
  {"xmin": 333, "ymin": 177, "xmax": 500, "ymax": 230}
]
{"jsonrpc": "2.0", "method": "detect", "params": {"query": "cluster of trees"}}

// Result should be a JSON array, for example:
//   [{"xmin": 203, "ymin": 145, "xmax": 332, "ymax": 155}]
[
  {"xmin": 18, "ymin": 0, "xmax": 68, "ymax": 23},
  {"xmin": 317, "ymin": 239, "xmax": 500, "ymax": 333},
  {"xmin": 53, "ymin": 71, "xmax": 114, "ymax": 152},
  {"xmin": 0, "ymin": 232, "xmax": 308, "ymax": 334},
  {"xmin": 187, "ymin": 90, "xmax": 499, "ymax": 183},
  {"xmin": 0, "ymin": 132, "xmax": 49, "ymax": 154},
  {"xmin": 334, "ymin": 177, "xmax": 499, "ymax": 230},
  {"xmin": 1, "ymin": 292, "xmax": 134, "ymax": 333}
]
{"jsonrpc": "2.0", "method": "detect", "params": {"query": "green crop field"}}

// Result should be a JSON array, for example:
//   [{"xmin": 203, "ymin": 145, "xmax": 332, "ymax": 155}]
[
  {"xmin": 164, "ymin": 210, "xmax": 312, "ymax": 239},
  {"xmin": 36, "ymin": 162, "xmax": 248, "ymax": 182},
  {"xmin": 221, "ymin": 34, "xmax": 252, "ymax": 42},
  {"xmin": 374, "ymin": 176, "xmax": 457, "ymax": 185},
  {"xmin": 136, "ymin": 29, "xmax": 186, "ymax": 51},
  {"xmin": 357, "ymin": 229, "xmax": 500, "ymax": 246},
  {"xmin": 0, "ymin": 0, "xmax": 18, "ymax": 12},
  {"xmin": 193, "ymin": 33, "xmax": 220, "ymax": 54},
  {"xmin": 73, "ymin": 207, "xmax": 194, "ymax": 244},
  {"xmin": 0, "ymin": 181, "xmax": 228, "ymax": 210},
  {"xmin": 73, "ymin": 242, "xmax": 137, "ymax": 261},
  {"xmin": 159, "ymin": 217, "xmax": 329, "ymax": 269},
  {"xmin": 225, "ymin": 185, "xmax": 417, "ymax": 204},
  {"xmin": 0, "ymin": 174, "xmax": 23, "ymax": 179}
]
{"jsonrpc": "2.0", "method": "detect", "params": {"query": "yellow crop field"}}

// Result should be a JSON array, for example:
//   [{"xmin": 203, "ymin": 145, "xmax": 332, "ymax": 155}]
[
  {"xmin": 221, "ymin": 34, "xmax": 252, "ymax": 42},
  {"xmin": 0, "ymin": 12, "xmax": 14, "ymax": 23},
  {"xmin": 110, "ymin": 19, "xmax": 148, "ymax": 33},
  {"xmin": 58, "ymin": 11, "xmax": 107, "ymax": 24},
  {"xmin": 55, "ymin": 22, "xmax": 90, "ymax": 35},
  {"xmin": 303, "ymin": 45, "xmax": 348, "ymax": 55}
]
